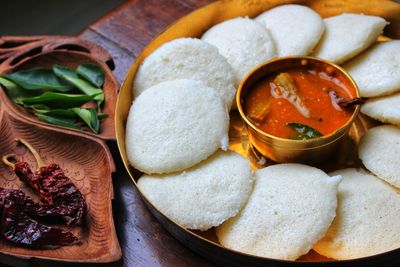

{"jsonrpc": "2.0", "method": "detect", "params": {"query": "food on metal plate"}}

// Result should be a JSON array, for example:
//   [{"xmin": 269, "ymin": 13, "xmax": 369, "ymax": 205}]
[
  {"xmin": 244, "ymin": 61, "xmax": 358, "ymax": 139},
  {"xmin": 126, "ymin": 79, "xmax": 229, "ymax": 174},
  {"xmin": 138, "ymin": 150, "xmax": 253, "ymax": 230},
  {"xmin": 132, "ymin": 38, "xmax": 236, "ymax": 108},
  {"xmin": 255, "ymin": 4, "xmax": 324, "ymax": 57},
  {"xmin": 314, "ymin": 168, "xmax": 400, "ymax": 260},
  {"xmin": 361, "ymin": 92, "xmax": 400, "ymax": 125},
  {"xmin": 201, "ymin": 17, "xmax": 276, "ymax": 87},
  {"xmin": 344, "ymin": 41, "xmax": 400, "ymax": 97},
  {"xmin": 216, "ymin": 164, "xmax": 341, "ymax": 260},
  {"xmin": 312, "ymin": 13, "xmax": 387, "ymax": 64},
  {"xmin": 358, "ymin": 125, "xmax": 400, "ymax": 188}
]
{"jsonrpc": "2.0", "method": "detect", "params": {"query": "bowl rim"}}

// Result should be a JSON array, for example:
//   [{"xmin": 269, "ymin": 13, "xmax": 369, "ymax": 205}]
[{"xmin": 236, "ymin": 56, "xmax": 361, "ymax": 144}]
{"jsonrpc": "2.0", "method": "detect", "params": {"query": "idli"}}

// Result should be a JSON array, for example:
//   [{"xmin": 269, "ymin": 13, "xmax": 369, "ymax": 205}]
[
  {"xmin": 216, "ymin": 164, "xmax": 341, "ymax": 260},
  {"xmin": 201, "ymin": 17, "xmax": 276, "ymax": 86},
  {"xmin": 126, "ymin": 79, "xmax": 229, "ymax": 174},
  {"xmin": 344, "ymin": 41, "xmax": 400, "ymax": 97},
  {"xmin": 133, "ymin": 38, "xmax": 236, "ymax": 108},
  {"xmin": 312, "ymin": 13, "xmax": 387, "ymax": 64},
  {"xmin": 314, "ymin": 168, "xmax": 400, "ymax": 260},
  {"xmin": 359, "ymin": 125, "xmax": 400, "ymax": 188},
  {"xmin": 255, "ymin": 4, "xmax": 324, "ymax": 57},
  {"xmin": 361, "ymin": 92, "xmax": 400, "ymax": 125},
  {"xmin": 138, "ymin": 150, "xmax": 254, "ymax": 231}
]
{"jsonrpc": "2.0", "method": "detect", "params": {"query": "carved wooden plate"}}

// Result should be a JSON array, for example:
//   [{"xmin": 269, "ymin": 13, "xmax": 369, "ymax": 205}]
[
  {"xmin": 0, "ymin": 36, "xmax": 119, "ymax": 141},
  {"xmin": 0, "ymin": 94, "xmax": 121, "ymax": 262},
  {"xmin": 116, "ymin": 0, "xmax": 400, "ymax": 266},
  {"xmin": 0, "ymin": 36, "xmax": 121, "ymax": 262}
]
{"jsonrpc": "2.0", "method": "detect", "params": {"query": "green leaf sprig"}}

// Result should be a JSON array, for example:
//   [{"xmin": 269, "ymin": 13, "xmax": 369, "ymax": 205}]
[
  {"xmin": 287, "ymin": 122, "xmax": 323, "ymax": 140},
  {"xmin": 0, "ymin": 64, "xmax": 106, "ymax": 134}
]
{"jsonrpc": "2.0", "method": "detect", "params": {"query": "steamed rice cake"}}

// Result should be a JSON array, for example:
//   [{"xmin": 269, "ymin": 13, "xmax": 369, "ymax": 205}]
[
  {"xmin": 359, "ymin": 125, "xmax": 400, "ymax": 188},
  {"xmin": 216, "ymin": 164, "xmax": 341, "ymax": 260},
  {"xmin": 314, "ymin": 168, "xmax": 400, "ymax": 260},
  {"xmin": 255, "ymin": 4, "xmax": 324, "ymax": 57},
  {"xmin": 126, "ymin": 79, "xmax": 229, "ymax": 174},
  {"xmin": 133, "ymin": 38, "xmax": 236, "ymax": 108},
  {"xmin": 138, "ymin": 150, "xmax": 254, "ymax": 230},
  {"xmin": 361, "ymin": 92, "xmax": 400, "ymax": 125},
  {"xmin": 344, "ymin": 41, "xmax": 400, "ymax": 97},
  {"xmin": 312, "ymin": 13, "xmax": 387, "ymax": 64},
  {"xmin": 201, "ymin": 17, "xmax": 276, "ymax": 86}
]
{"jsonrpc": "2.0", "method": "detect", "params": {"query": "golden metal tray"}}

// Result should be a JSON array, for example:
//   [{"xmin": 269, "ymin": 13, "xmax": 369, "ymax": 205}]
[{"xmin": 116, "ymin": 0, "xmax": 400, "ymax": 265}]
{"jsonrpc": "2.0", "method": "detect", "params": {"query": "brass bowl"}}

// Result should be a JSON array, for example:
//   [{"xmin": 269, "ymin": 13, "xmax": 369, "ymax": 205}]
[
  {"xmin": 115, "ymin": 0, "xmax": 400, "ymax": 265},
  {"xmin": 237, "ymin": 56, "xmax": 360, "ymax": 163}
]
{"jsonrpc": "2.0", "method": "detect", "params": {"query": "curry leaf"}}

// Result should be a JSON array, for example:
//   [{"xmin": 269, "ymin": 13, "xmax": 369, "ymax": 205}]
[
  {"xmin": 77, "ymin": 64, "xmax": 104, "ymax": 88},
  {"xmin": 0, "ymin": 77, "xmax": 39, "ymax": 100},
  {"xmin": 37, "ymin": 114, "xmax": 81, "ymax": 130},
  {"xmin": 53, "ymin": 65, "xmax": 103, "ymax": 105},
  {"xmin": 17, "ymin": 92, "xmax": 94, "ymax": 108},
  {"xmin": 71, "ymin": 108, "xmax": 100, "ymax": 134},
  {"xmin": 288, "ymin": 122, "xmax": 322, "ymax": 140},
  {"xmin": 2, "ymin": 68, "xmax": 73, "ymax": 92},
  {"xmin": 36, "ymin": 108, "xmax": 77, "ymax": 119},
  {"xmin": 98, "ymin": 113, "xmax": 108, "ymax": 120}
]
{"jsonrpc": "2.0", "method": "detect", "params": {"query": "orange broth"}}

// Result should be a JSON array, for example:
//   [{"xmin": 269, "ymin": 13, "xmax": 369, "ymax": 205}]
[{"xmin": 244, "ymin": 64, "xmax": 356, "ymax": 139}]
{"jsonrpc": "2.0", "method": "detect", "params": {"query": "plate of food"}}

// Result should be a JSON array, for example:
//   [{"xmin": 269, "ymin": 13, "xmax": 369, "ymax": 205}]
[
  {"xmin": 0, "ymin": 36, "xmax": 121, "ymax": 263},
  {"xmin": 116, "ymin": 0, "xmax": 400, "ymax": 265}
]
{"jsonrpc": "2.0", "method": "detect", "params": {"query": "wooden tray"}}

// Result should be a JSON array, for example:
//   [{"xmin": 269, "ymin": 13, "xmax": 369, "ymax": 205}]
[
  {"xmin": 0, "ymin": 36, "xmax": 121, "ymax": 263},
  {"xmin": 115, "ymin": 0, "xmax": 400, "ymax": 266},
  {"xmin": 0, "ymin": 36, "xmax": 119, "ymax": 141}
]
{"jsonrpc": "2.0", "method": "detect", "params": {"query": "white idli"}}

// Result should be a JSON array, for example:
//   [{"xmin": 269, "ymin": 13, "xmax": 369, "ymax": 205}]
[
  {"xmin": 216, "ymin": 164, "xmax": 341, "ymax": 260},
  {"xmin": 126, "ymin": 79, "xmax": 229, "ymax": 174},
  {"xmin": 361, "ymin": 92, "xmax": 400, "ymax": 125},
  {"xmin": 201, "ymin": 17, "xmax": 276, "ymax": 86},
  {"xmin": 312, "ymin": 13, "xmax": 387, "ymax": 64},
  {"xmin": 344, "ymin": 41, "xmax": 400, "ymax": 97},
  {"xmin": 133, "ymin": 38, "xmax": 236, "ymax": 108},
  {"xmin": 138, "ymin": 150, "xmax": 254, "ymax": 231},
  {"xmin": 359, "ymin": 125, "xmax": 400, "ymax": 188},
  {"xmin": 314, "ymin": 168, "xmax": 400, "ymax": 260},
  {"xmin": 255, "ymin": 4, "xmax": 324, "ymax": 57}
]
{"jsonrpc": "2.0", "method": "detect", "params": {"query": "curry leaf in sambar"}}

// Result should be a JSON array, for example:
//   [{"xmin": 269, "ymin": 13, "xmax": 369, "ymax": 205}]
[{"xmin": 288, "ymin": 122, "xmax": 322, "ymax": 140}]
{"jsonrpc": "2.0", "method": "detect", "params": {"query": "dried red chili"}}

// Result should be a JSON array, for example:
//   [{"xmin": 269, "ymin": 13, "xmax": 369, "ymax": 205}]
[
  {"xmin": 3, "ymin": 138, "xmax": 87, "ymax": 225},
  {"xmin": 0, "ymin": 187, "xmax": 79, "ymax": 247}
]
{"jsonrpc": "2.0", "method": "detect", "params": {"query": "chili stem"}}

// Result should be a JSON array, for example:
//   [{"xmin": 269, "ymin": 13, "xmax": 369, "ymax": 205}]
[
  {"xmin": 16, "ymin": 138, "xmax": 45, "ymax": 169},
  {"xmin": 2, "ymin": 154, "xmax": 16, "ymax": 170}
]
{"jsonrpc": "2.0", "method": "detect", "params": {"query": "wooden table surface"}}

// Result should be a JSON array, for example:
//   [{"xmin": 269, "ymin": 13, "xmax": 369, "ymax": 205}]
[
  {"xmin": 2, "ymin": 1, "xmax": 398, "ymax": 267},
  {"xmin": 80, "ymin": 1, "xmax": 216, "ymax": 267}
]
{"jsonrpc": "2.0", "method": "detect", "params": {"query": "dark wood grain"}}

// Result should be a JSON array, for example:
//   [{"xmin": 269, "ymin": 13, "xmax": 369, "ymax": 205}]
[{"xmin": 87, "ymin": 0, "xmax": 213, "ymax": 57}]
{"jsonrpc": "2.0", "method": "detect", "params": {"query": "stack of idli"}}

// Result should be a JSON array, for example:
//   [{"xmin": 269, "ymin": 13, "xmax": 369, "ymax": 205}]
[
  {"xmin": 344, "ymin": 41, "xmax": 400, "ymax": 124},
  {"xmin": 133, "ymin": 38, "xmax": 236, "ymax": 108},
  {"xmin": 217, "ymin": 164, "xmax": 342, "ymax": 260},
  {"xmin": 314, "ymin": 169, "xmax": 400, "ymax": 260},
  {"xmin": 255, "ymin": 4, "xmax": 324, "ymax": 57},
  {"xmin": 125, "ymin": 2, "xmax": 400, "ymax": 262},
  {"xmin": 312, "ymin": 13, "xmax": 387, "ymax": 64},
  {"xmin": 202, "ymin": 17, "xmax": 276, "ymax": 87}
]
